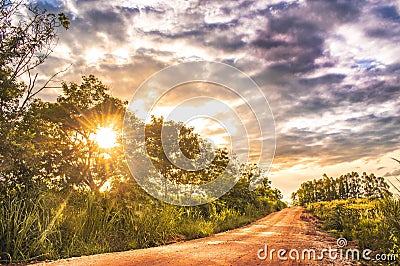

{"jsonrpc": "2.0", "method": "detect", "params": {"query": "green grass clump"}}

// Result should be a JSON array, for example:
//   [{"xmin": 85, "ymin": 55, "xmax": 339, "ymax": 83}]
[{"xmin": 307, "ymin": 198, "xmax": 400, "ymax": 264}]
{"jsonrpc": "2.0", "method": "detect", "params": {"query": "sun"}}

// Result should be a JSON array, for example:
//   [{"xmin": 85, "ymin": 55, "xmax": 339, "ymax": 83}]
[{"xmin": 93, "ymin": 127, "xmax": 117, "ymax": 149}]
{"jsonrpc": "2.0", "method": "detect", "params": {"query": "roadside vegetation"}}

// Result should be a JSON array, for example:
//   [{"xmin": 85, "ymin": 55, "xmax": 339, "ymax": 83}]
[
  {"xmin": 293, "ymin": 171, "xmax": 400, "ymax": 264},
  {"xmin": 0, "ymin": 1, "xmax": 285, "ymax": 263},
  {"xmin": 0, "ymin": 176, "xmax": 285, "ymax": 263}
]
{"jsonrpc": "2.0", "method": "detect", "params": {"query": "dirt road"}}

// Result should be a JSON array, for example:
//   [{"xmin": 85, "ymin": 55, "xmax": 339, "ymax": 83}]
[{"xmin": 35, "ymin": 207, "xmax": 355, "ymax": 266}]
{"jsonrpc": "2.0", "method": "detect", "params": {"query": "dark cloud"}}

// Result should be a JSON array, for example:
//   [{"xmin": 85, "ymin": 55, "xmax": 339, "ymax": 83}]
[
  {"xmin": 208, "ymin": 37, "xmax": 246, "ymax": 52},
  {"xmin": 331, "ymin": 81, "xmax": 400, "ymax": 105},
  {"xmin": 143, "ymin": 29, "xmax": 204, "ymax": 39},
  {"xmin": 252, "ymin": 16, "xmax": 324, "ymax": 74},
  {"xmin": 387, "ymin": 63, "xmax": 400, "ymax": 72},
  {"xmin": 307, "ymin": 0, "xmax": 362, "ymax": 23},
  {"xmin": 115, "ymin": 6, "xmax": 140, "ymax": 14},
  {"xmin": 141, "ymin": 5, "xmax": 167, "ymax": 14},
  {"xmin": 299, "ymin": 74, "xmax": 346, "ymax": 87},
  {"xmin": 248, "ymin": 0, "xmax": 364, "ymax": 76},
  {"xmin": 364, "ymin": 3, "xmax": 400, "ymax": 42},
  {"xmin": 366, "ymin": 27, "xmax": 392, "ymax": 38},
  {"xmin": 374, "ymin": 5, "xmax": 400, "ymax": 21},
  {"xmin": 84, "ymin": 9, "xmax": 128, "ymax": 42},
  {"xmin": 252, "ymin": 1, "xmax": 300, "ymax": 16},
  {"xmin": 276, "ymin": 111, "xmax": 400, "ymax": 167},
  {"xmin": 252, "ymin": 39, "xmax": 287, "ymax": 50},
  {"xmin": 204, "ymin": 19, "xmax": 240, "ymax": 30}
]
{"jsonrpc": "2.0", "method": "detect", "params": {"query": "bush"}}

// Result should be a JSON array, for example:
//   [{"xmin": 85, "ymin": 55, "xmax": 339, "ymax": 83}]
[{"xmin": 308, "ymin": 198, "xmax": 400, "ymax": 265}]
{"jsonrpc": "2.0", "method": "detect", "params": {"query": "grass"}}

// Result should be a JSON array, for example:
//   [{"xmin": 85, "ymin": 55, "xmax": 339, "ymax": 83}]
[
  {"xmin": 0, "ymin": 187, "xmax": 285, "ymax": 264},
  {"xmin": 307, "ymin": 198, "xmax": 400, "ymax": 265}
]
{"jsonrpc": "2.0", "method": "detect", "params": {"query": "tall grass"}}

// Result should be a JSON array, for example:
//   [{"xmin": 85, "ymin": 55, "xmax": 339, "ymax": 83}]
[
  {"xmin": 307, "ymin": 198, "xmax": 400, "ymax": 264},
  {"xmin": 0, "ymin": 190, "xmax": 59, "ymax": 263},
  {"xmin": 0, "ymin": 187, "xmax": 285, "ymax": 264}
]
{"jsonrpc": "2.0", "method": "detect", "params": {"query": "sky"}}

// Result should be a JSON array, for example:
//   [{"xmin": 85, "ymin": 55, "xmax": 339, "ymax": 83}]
[{"xmin": 35, "ymin": 0, "xmax": 400, "ymax": 200}]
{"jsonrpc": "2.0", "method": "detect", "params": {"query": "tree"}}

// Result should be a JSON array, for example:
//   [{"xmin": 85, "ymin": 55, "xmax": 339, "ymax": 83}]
[
  {"xmin": 144, "ymin": 116, "xmax": 232, "ymax": 198},
  {"xmin": 40, "ymin": 75, "xmax": 128, "ymax": 191},
  {"xmin": 347, "ymin": 172, "xmax": 361, "ymax": 199},
  {"xmin": 0, "ymin": 0, "xmax": 69, "ymax": 191},
  {"xmin": 221, "ymin": 163, "xmax": 282, "ymax": 213},
  {"xmin": 0, "ymin": 0, "xmax": 69, "ymax": 111}
]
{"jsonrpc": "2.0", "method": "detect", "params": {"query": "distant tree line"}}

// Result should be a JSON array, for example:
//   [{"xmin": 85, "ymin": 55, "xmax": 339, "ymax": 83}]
[{"xmin": 292, "ymin": 172, "xmax": 392, "ymax": 206}]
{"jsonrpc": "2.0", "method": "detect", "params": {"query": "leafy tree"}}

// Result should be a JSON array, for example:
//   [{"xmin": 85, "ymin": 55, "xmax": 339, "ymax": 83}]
[
  {"xmin": 144, "ymin": 116, "xmax": 232, "ymax": 197},
  {"xmin": 40, "ymin": 75, "xmax": 128, "ymax": 191},
  {"xmin": 0, "ymin": 0, "xmax": 69, "ymax": 111},
  {"xmin": 347, "ymin": 172, "xmax": 362, "ymax": 199},
  {"xmin": 221, "ymin": 163, "xmax": 283, "ymax": 213},
  {"xmin": 0, "ymin": 0, "xmax": 69, "ymax": 191}
]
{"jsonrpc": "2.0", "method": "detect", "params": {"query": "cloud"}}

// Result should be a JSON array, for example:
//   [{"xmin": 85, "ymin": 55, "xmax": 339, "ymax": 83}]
[
  {"xmin": 299, "ymin": 74, "xmax": 346, "ymax": 87},
  {"xmin": 37, "ymin": 53, "xmax": 166, "ymax": 101},
  {"xmin": 374, "ymin": 5, "xmax": 400, "ymax": 21},
  {"xmin": 33, "ymin": 0, "xmax": 400, "ymax": 196}
]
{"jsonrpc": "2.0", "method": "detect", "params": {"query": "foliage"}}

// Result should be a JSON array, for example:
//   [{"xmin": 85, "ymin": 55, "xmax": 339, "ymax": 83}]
[
  {"xmin": 38, "ymin": 75, "xmax": 128, "ymax": 191},
  {"xmin": 145, "ymin": 116, "xmax": 219, "ymax": 184},
  {"xmin": 0, "ymin": 0, "xmax": 69, "ymax": 111},
  {"xmin": 307, "ymin": 198, "xmax": 400, "ymax": 265},
  {"xmin": 0, "ymin": 0, "xmax": 69, "ymax": 191},
  {"xmin": 144, "ymin": 115, "xmax": 234, "ymax": 199},
  {"xmin": 292, "ymin": 172, "xmax": 392, "ymax": 206},
  {"xmin": 0, "ymin": 187, "xmax": 58, "ymax": 263}
]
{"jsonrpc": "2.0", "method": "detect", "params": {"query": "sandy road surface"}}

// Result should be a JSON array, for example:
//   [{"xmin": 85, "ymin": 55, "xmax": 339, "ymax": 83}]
[{"xmin": 35, "ymin": 207, "xmax": 355, "ymax": 266}]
